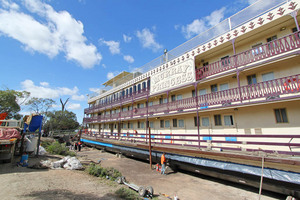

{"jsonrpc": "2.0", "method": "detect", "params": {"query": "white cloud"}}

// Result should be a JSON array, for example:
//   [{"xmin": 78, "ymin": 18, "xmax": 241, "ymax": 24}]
[
  {"xmin": 102, "ymin": 64, "xmax": 107, "ymax": 68},
  {"xmin": 107, "ymin": 72, "xmax": 115, "ymax": 80},
  {"xmin": 21, "ymin": 79, "xmax": 79, "ymax": 99},
  {"xmin": 40, "ymin": 82, "xmax": 49, "ymax": 87},
  {"xmin": 67, "ymin": 103, "xmax": 81, "ymax": 110},
  {"xmin": 0, "ymin": 0, "xmax": 101, "ymax": 68},
  {"xmin": 247, "ymin": 0, "xmax": 258, "ymax": 5},
  {"xmin": 180, "ymin": 7, "xmax": 226, "ymax": 39},
  {"xmin": 136, "ymin": 28, "xmax": 162, "ymax": 52},
  {"xmin": 89, "ymin": 88, "xmax": 100, "ymax": 93},
  {"xmin": 99, "ymin": 38, "xmax": 120, "ymax": 55},
  {"xmin": 71, "ymin": 94, "xmax": 85, "ymax": 101},
  {"xmin": 123, "ymin": 34, "xmax": 132, "ymax": 43},
  {"xmin": 123, "ymin": 55, "xmax": 134, "ymax": 63}
]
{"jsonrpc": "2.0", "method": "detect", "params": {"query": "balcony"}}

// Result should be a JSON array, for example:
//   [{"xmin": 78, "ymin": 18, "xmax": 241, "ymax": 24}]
[
  {"xmin": 84, "ymin": 88, "xmax": 149, "ymax": 114},
  {"xmin": 196, "ymin": 31, "xmax": 300, "ymax": 81},
  {"xmin": 83, "ymin": 74, "xmax": 300, "ymax": 123}
]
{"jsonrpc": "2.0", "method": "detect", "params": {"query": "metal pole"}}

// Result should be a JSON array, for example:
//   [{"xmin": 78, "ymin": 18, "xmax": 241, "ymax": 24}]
[
  {"xmin": 194, "ymin": 83, "xmax": 200, "ymax": 149},
  {"xmin": 149, "ymin": 127, "xmax": 152, "ymax": 169}
]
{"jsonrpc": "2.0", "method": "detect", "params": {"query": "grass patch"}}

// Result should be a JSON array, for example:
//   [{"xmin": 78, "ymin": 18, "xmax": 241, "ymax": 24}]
[
  {"xmin": 115, "ymin": 187, "xmax": 142, "ymax": 200},
  {"xmin": 44, "ymin": 141, "xmax": 76, "ymax": 156},
  {"xmin": 86, "ymin": 163, "xmax": 122, "ymax": 181}
]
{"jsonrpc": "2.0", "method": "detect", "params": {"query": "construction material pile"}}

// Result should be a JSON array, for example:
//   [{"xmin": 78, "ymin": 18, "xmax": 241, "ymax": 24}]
[{"xmin": 40, "ymin": 156, "xmax": 83, "ymax": 170}]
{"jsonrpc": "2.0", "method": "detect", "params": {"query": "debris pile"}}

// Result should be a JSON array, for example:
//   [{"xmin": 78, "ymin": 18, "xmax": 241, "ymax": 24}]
[{"xmin": 40, "ymin": 156, "xmax": 83, "ymax": 170}]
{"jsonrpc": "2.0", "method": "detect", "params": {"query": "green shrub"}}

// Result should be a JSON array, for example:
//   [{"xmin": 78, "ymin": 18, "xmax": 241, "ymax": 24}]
[
  {"xmin": 46, "ymin": 141, "xmax": 76, "ymax": 156},
  {"xmin": 115, "ymin": 187, "xmax": 141, "ymax": 200},
  {"xmin": 86, "ymin": 163, "xmax": 122, "ymax": 181}
]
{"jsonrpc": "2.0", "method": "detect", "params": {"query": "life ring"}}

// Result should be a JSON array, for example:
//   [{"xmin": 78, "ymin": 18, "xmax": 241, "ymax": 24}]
[{"xmin": 284, "ymin": 78, "xmax": 299, "ymax": 92}]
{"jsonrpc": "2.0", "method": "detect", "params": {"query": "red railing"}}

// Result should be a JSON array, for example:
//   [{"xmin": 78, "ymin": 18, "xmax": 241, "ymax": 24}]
[
  {"xmin": 196, "ymin": 31, "xmax": 300, "ymax": 80},
  {"xmin": 82, "ymin": 131, "xmax": 300, "ymax": 156},
  {"xmin": 84, "ymin": 88, "xmax": 149, "ymax": 114},
  {"xmin": 83, "ymin": 74, "xmax": 300, "ymax": 123}
]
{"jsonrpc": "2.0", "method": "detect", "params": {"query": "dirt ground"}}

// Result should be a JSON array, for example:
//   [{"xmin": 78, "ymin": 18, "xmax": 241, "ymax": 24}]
[{"xmin": 0, "ymin": 147, "xmax": 286, "ymax": 200}]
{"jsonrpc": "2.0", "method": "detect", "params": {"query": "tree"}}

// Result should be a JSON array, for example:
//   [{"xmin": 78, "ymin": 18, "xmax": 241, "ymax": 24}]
[
  {"xmin": 43, "ymin": 110, "xmax": 79, "ymax": 133},
  {"xmin": 25, "ymin": 97, "xmax": 55, "ymax": 115},
  {"xmin": 60, "ymin": 98, "xmax": 69, "ymax": 112},
  {"xmin": 0, "ymin": 89, "xmax": 29, "ymax": 119}
]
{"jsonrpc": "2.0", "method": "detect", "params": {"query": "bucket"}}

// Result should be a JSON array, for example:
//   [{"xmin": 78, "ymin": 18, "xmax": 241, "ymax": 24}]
[{"xmin": 20, "ymin": 154, "xmax": 28, "ymax": 167}]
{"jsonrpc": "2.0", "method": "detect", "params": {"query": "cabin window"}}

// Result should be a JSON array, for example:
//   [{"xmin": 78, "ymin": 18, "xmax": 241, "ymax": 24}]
[
  {"xmin": 220, "ymin": 83, "xmax": 228, "ymax": 91},
  {"xmin": 221, "ymin": 55, "xmax": 230, "ymax": 67},
  {"xmin": 194, "ymin": 116, "xmax": 199, "ymax": 127},
  {"xmin": 262, "ymin": 72, "xmax": 274, "ymax": 82},
  {"xmin": 267, "ymin": 35, "xmax": 277, "ymax": 50},
  {"xmin": 165, "ymin": 120, "xmax": 170, "ymax": 128},
  {"xmin": 211, "ymin": 84, "xmax": 218, "ymax": 93},
  {"xmin": 192, "ymin": 90, "xmax": 196, "ymax": 97},
  {"xmin": 201, "ymin": 117, "xmax": 210, "ymax": 127},
  {"xmin": 173, "ymin": 119, "xmax": 177, "ymax": 127},
  {"xmin": 199, "ymin": 89, "xmax": 206, "ymax": 95},
  {"xmin": 160, "ymin": 120, "xmax": 164, "ymax": 128},
  {"xmin": 274, "ymin": 108, "xmax": 288, "ymax": 123},
  {"xmin": 171, "ymin": 95, "xmax": 176, "ymax": 102},
  {"xmin": 224, "ymin": 115, "xmax": 234, "ymax": 126},
  {"xmin": 177, "ymin": 94, "xmax": 183, "ymax": 100},
  {"xmin": 251, "ymin": 43, "xmax": 263, "ymax": 56},
  {"xmin": 178, "ymin": 119, "xmax": 184, "ymax": 127},
  {"xmin": 214, "ymin": 115, "xmax": 222, "ymax": 126},
  {"xmin": 247, "ymin": 74, "xmax": 257, "ymax": 85},
  {"xmin": 150, "ymin": 121, "xmax": 154, "ymax": 129}
]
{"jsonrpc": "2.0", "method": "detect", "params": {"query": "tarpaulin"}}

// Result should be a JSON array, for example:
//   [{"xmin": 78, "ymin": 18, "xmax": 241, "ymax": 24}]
[
  {"xmin": 0, "ymin": 128, "xmax": 21, "ymax": 140},
  {"xmin": 23, "ymin": 115, "xmax": 43, "ymax": 132}
]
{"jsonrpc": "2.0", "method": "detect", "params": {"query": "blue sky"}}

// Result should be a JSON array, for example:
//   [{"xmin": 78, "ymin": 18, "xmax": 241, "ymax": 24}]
[{"xmin": 0, "ymin": 0, "xmax": 256, "ymax": 123}]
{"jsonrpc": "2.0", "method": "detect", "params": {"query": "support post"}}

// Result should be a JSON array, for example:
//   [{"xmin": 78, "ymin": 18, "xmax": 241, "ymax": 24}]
[
  {"xmin": 194, "ymin": 83, "xmax": 200, "ymax": 149},
  {"xmin": 148, "ymin": 126, "xmax": 152, "ymax": 169},
  {"xmin": 290, "ymin": 10, "xmax": 299, "ymax": 31},
  {"xmin": 232, "ymin": 39, "xmax": 243, "ymax": 103}
]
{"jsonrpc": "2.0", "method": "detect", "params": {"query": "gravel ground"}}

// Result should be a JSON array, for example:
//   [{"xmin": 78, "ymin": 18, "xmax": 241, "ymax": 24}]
[{"xmin": 0, "ymin": 147, "xmax": 286, "ymax": 200}]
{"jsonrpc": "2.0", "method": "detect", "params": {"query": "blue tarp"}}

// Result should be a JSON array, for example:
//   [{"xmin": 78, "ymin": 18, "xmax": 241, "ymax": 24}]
[{"xmin": 24, "ymin": 115, "xmax": 43, "ymax": 132}]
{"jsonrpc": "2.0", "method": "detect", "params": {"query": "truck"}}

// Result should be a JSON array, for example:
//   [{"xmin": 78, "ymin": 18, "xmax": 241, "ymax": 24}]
[{"xmin": 0, "ymin": 119, "xmax": 22, "ymax": 163}]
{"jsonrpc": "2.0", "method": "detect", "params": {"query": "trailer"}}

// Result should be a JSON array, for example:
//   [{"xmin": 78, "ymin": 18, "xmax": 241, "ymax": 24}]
[{"xmin": 0, "ymin": 138, "xmax": 17, "ymax": 163}]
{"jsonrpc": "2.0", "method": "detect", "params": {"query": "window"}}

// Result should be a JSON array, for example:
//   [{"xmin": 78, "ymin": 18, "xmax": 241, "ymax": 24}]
[
  {"xmin": 137, "ymin": 103, "xmax": 140, "ymax": 108},
  {"xmin": 192, "ymin": 90, "xmax": 196, "ymax": 97},
  {"xmin": 267, "ymin": 35, "xmax": 277, "ymax": 50},
  {"xmin": 202, "ymin": 117, "xmax": 209, "ymax": 127},
  {"xmin": 211, "ymin": 84, "xmax": 218, "ymax": 93},
  {"xmin": 150, "ymin": 122, "xmax": 154, "ymax": 129},
  {"xmin": 177, "ymin": 95, "xmax": 183, "ymax": 100},
  {"xmin": 274, "ymin": 108, "xmax": 288, "ymax": 123},
  {"xmin": 178, "ymin": 119, "xmax": 184, "ymax": 127},
  {"xmin": 224, "ymin": 115, "xmax": 234, "ymax": 126},
  {"xmin": 173, "ymin": 119, "xmax": 177, "ymax": 127},
  {"xmin": 262, "ymin": 72, "xmax": 274, "ymax": 82},
  {"xmin": 221, "ymin": 55, "xmax": 230, "ymax": 67},
  {"xmin": 220, "ymin": 83, "xmax": 228, "ymax": 91},
  {"xmin": 123, "ymin": 123, "xmax": 127, "ymax": 129},
  {"xmin": 159, "ymin": 98, "xmax": 167, "ymax": 104},
  {"xmin": 171, "ymin": 95, "xmax": 176, "ymax": 102},
  {"xmin": 138, "ymin": 121, "xmax": 141, "ymax": 128},
  {"xmin": 199, "ymin": 89, "xmax": 206, "ymax": 95},
  {"xmin": 165, "ymin": 120, "xmax": 170, "ymax": 128},
  {"xmin": 194, "ymin": 116, "xmax": 199, "ymax": 127},
  {"xmin": 122, "ymin": 107, "xmax": 127, "ymax": 112},
  {"xmin": 214, "ymin": 115, "xmax": 222, "ymax": 126},
  {"xmin": 252, "ymin": 43, "xmax": 263, "ymax": 56},
  {"xmin": 140, "ymin": 122, "xmax": 145, "ymax": 129},
  {"xmin": 140, "ymin": 103, "xmax": 144, "ymax": 108},
  {"xmin": 142, "ymin": 82, "xmax": 146, "ymax": 89},
  {"xmin": 164, "ymin": 98, "xmax": 168, "ymax": 103},
  {"xmin": 247, "ymin": 74, "xmax": 257, "ymax": 85},
  {"xmin": 137, "ymin": 84, "xmax": 141, "ymax": 92},
  {"xmin": 148, "ymin": 101, "xmax": 153, "ymax": 106},
  {"xmin": 160, "ymin": 120, "xmax": 164, "ymax": 128}
]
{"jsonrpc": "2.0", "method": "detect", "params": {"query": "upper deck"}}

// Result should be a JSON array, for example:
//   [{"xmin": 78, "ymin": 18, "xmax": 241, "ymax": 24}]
[{"xmin": 87, "ymin": 0, "xmax": 297, "ymax": 104}]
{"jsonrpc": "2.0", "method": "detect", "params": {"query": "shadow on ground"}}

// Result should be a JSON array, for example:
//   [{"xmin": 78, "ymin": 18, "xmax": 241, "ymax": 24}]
[{"xmin": 22, "ymin": 189, "xmax": 120, "ymax": 200}]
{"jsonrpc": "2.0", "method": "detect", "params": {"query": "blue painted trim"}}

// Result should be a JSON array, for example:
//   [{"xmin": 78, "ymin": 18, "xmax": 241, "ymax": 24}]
[
  {"xmin": 225, "ymin": 137, "xmax": 237, "ymax": 141},
  {"xmin": 203, "ymin": 136, "xmax": 212, "ymax": 140},
  {"xmin": 81, "ymin": 138, "xmax": 113, "ymax": 148}
]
